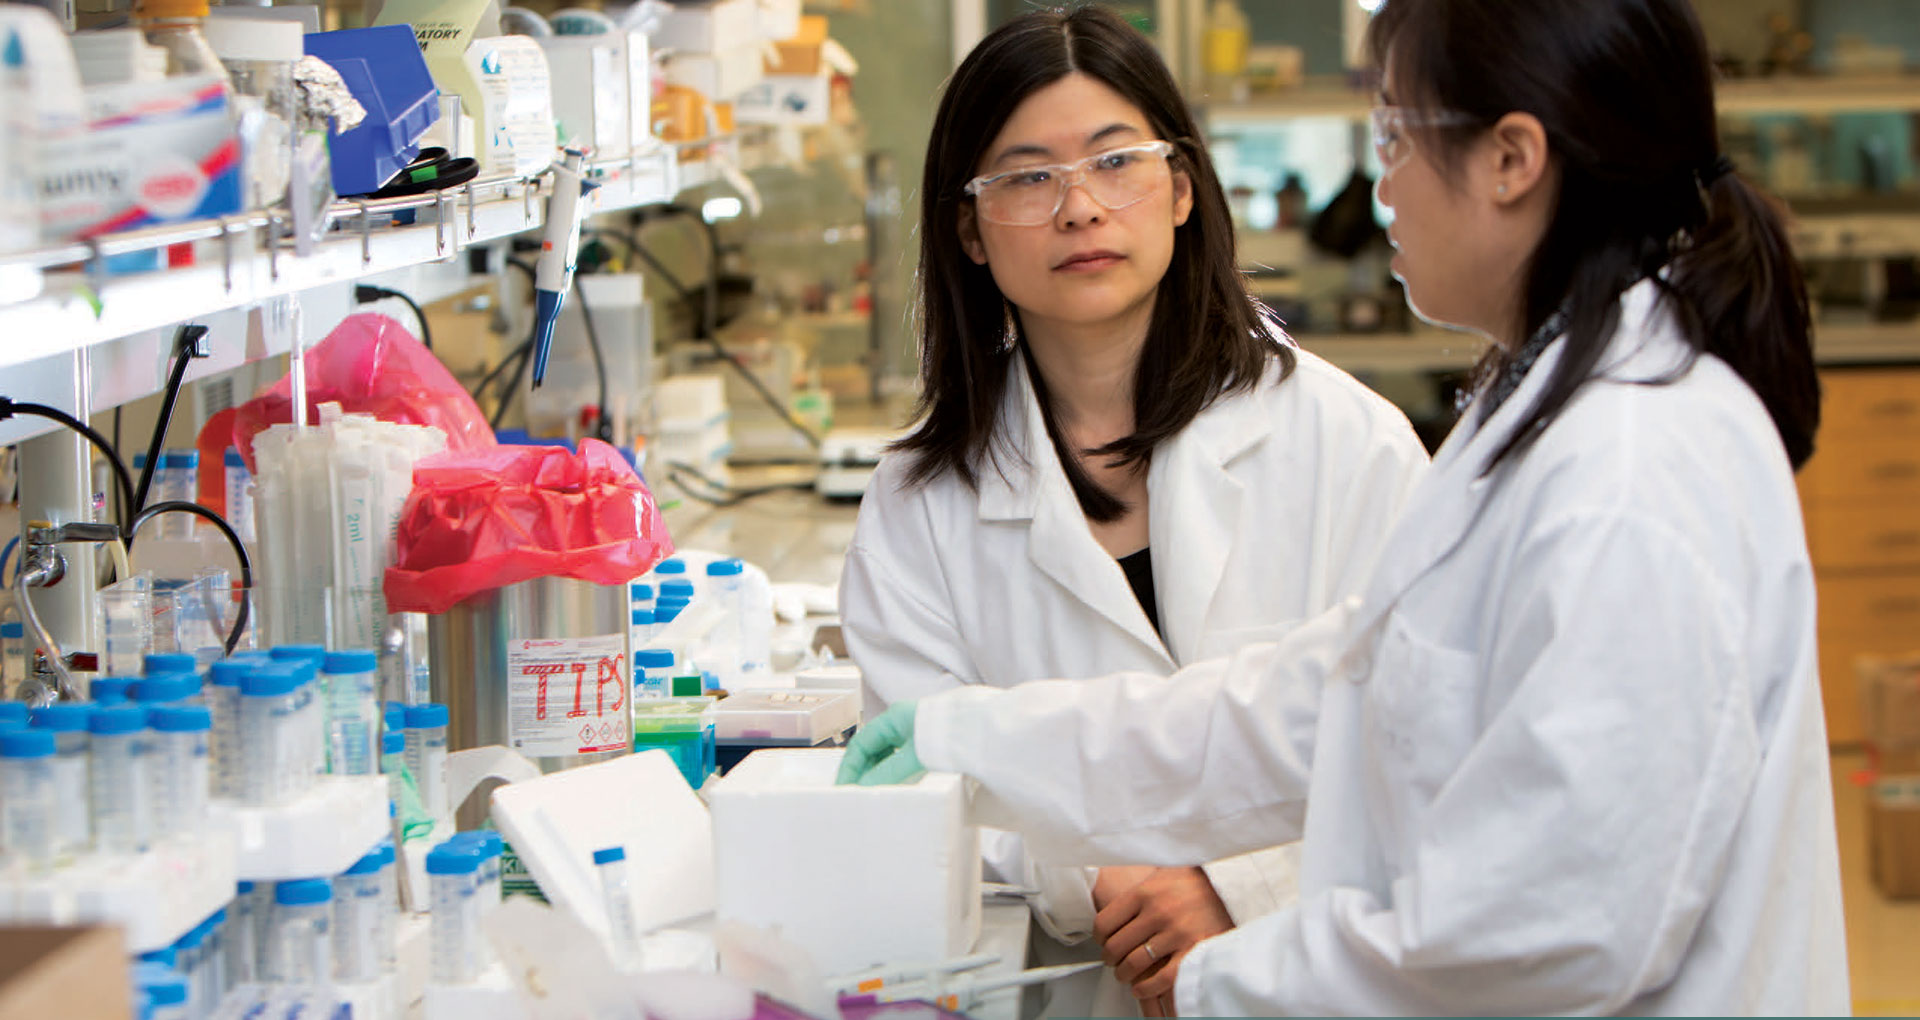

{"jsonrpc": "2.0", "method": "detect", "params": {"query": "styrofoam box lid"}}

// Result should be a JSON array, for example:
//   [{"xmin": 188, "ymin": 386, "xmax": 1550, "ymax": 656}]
[
  {"xmin": 203, "ymin": 16, "xmax": 304, "ymax": 61},
  {"xmin": 711, "ymin": 747, "xmax": 963, "ymax": 801},
  {"xmin": 489, "ymin": 751, "xmax": 715, "ymax": 938}
]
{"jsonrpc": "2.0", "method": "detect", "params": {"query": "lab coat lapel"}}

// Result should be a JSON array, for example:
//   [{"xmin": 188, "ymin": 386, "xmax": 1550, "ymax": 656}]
[
  {"xmin": 1349, "ymin": 334, "xmax": 1569, "ymax": 639},
  {"xmin": 979, "ymin": 359, "xmax": 1172, "ymax": 666},
  {"xmin": 1148, "ymin": 389, "xmax": 1265, "ymax": 666}
]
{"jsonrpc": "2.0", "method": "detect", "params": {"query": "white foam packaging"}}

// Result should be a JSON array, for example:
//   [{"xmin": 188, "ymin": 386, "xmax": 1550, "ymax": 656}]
[
  {"xmin": 650, "ymin": 0, "xmax": 758, "ymax": 53},
  {"xmin": 540, "ymin": 29, "xmax": 652, "ymax": 156},
  {"xmin": 709, "ymin": 748, "xmax": 981, "ymax": 974},
  {"xmin": 663, "ymin": 45, "xmax": 763, "ymax": 101}
]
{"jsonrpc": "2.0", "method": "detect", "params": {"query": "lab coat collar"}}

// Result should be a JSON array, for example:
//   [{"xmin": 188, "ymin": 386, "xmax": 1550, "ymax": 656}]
[
  {"xmin": 975, "ymin": 355, "xmax": 1275, "ymax": 667},
  {"xmin": 974, "ymin": 356, "xmax": 1271, "ymax": 523},
  {"xmin": 1346, "ymin": 279, "xmax": 1671, "ymax": 648}
]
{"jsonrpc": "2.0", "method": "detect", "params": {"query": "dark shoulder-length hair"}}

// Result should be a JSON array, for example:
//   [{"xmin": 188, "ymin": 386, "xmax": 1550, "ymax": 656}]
[
  {"xmin": 894, "ymin": 4, "xmax": 1289, "ymax": 521},
  {"xmin": 1368, "ymin": 0, "xmax": 1818, "ymax": 472}
]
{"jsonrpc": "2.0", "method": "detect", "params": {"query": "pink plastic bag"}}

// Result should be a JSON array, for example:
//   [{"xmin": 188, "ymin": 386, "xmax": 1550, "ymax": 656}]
[
  {"xmin": 232, "ymin": 313, "xmax": 495, "ymax": 470},
  {"xmin": 384, "ymin": 439, "xmax": 674, "ymax": 615}
]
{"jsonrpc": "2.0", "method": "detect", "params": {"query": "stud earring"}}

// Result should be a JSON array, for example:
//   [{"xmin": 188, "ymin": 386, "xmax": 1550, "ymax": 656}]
[
  {"xmin": 1001, "ymin": 301, "xmax": 1020, "ymax": 353},
  {"xmin": 1497, "ymin": 183, "xmax": 1509, "ymax": 196}
]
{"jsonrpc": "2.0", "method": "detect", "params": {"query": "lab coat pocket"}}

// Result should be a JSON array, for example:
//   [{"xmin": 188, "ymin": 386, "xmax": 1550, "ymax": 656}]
[{"xmin": 1363, "ymin": 614, "xmax": 1481, "ymax": 821}]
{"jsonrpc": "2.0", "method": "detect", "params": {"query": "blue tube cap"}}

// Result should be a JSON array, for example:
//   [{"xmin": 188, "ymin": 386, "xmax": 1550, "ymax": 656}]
[
  {"xmin": 160, "ymin": 450, "xmax": 199, "ymax": 469},
  {"xmin": 142, "ymin": 652, "xmax": 198, "ymax": 677},
  {"xmin": 383, "ymin": 730, "xmax": 405, "ymax": 755},
  {"xmin": 138, "ymin": 947, "xmax": 177, "ymax": 967},
  {"xmin": 631, "ymin": 608, "xmax": 655, "ymax": 627},
  {"xmin": 345, "ymin": 848, "xmax": 385, "ymax": 876},
  {"xmin": 706, "ymin": 559, "xmax": 744, "ymax": 577},
  {"xmin": 208, "ymin": 659, "xmax": 252, "ymax": 688},
  {"xmin": 224, "ymin": 448, "xmax": 246, "ymax": 468},
  {"xmin": 0, "ymin": 622, "xmax": 22, "ymax": 639},
  {"xmin": 0, "ymin": 729, "xmax": 56, "ymax": 758},
  {"xmin": 29, "ymin": 703, "xmax": 91, "ymax": 732},
  {"xmin": 237, "ymin": 881, "xmax": 255, "ymax": 895},
  {"xmin": 269, "ymin": 644, "xmax": 327, "ymax": 664},
  {"xmin": 629, "ymin": 583, "xmax": 653, "ymax": 601},
  {"xmin": 88, "ymin": 704, "xmax": 148, "ymax": 736},
  {"xmin": 425, "ymin": 843, "xmax": 481, "ymax": 875},
  {"xmin": 592, "ymin": 846, "xmax": 625, "ymax": 865},
  {"xmin": 90, "ymin": 677, "xmax": 136, "ymax": 704},
  {"xmin": 274, "ymin": 879, "xmax": 333, "ymax": 906},
  {"xmin": 635, "ymin": 649, "xmax": 674, "ymax": 669},
  {"xmin": 656, "ymin": 604, "xmax": 683, "ymax": 624},
  {"xmin": 323, "ymin": 650, "xmax": 378, "ymax": 675},
  {"xmin": 405, "ymin": 703, "xmax": 449, "ymax": 730},
  {"xmin": 659, "ymin": 580, "xmax": 696, "ymax": 599},
  {"xmin": 0, "ymin": 703, "xmax": 27, "ymax": 726},
  {"xmin": 240, "ymin": 664, "xmax": 302, "ymax": 698},
  {"xmin": 136, "ymin": 966, "xmax": 188, "ymax": 1007},
  {"xmin": 150, "ymin": 705, "xmax": 213, "ymax": 733},
  {"xmin": 132, "ymin": 675, "xmax": 199, "ymax": 704},
  {"xmin": 653, "ymin": 559, "xmax": 686, "ymax": 575},
  {"xmin": 384, "ymin": 703, "xmax": 406, "ymax": 733}
]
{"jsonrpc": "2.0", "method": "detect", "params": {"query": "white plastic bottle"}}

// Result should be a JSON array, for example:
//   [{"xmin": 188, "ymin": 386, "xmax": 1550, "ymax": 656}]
[
  {"xmin": 332, "ymin": 848, "xmax": 385, "ymax": 983},
  {"xmin": 269, "ymin": 879, "xmax": 334, "ymax": 985},
  {"xmin": 404, "ymin": 703, "xmax": 449, "ymax": 821},
  {"xmin": 426, "ymin": 842, "xmax": 483, "ymax": 984},
  {"xmin": 703, "ymin": 559, "xmax": 748, "ymax": 687},
  {"xmin": 321, "ymin": 650, "xmax": 379, "ymax": 777},
  {"xmin": 635, "ymin": 649, "xmax": 674, "ymax": 700},
  {"xmin": 593, "ymin": 846, "xmax": 643, "ymax": 972},
  {"xmin": 28, "ymin": 702, "xmax": 92, "ymax": 861},
  {"xmin": 149, "ymin": 704, "xmax": 212, "ymax": 838},
  {"xmin": 239, "ymin": 664, "xmax": 303, "ymax": 806},
  {"xmin": 87, "ymin": 703, "xmax": 151, "ymax": 854},
  {"xmin": 0, "ymin": 729, "xmax": 58, "ymax": 873}
]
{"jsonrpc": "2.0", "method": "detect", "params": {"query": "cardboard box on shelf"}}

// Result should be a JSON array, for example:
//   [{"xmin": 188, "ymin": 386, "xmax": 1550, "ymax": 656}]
[
  {"xmin": 0, "ymin": 926, "xmax": 130, "ymax": 1020},
  {"xmin": 1858, "ymin": 654, "xmax": 1920, "ymax": 749},
  {"xmin": 764, "ymin": 13, "xmax": 827, "ymax": 75},
  {"xmin": 1869, "ymin": 774, "xmax": 1920, "ymax": 899}
]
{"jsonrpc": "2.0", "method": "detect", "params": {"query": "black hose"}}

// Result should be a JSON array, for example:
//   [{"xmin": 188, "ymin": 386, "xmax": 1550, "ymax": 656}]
[
  {"xmin": 127, "ymin": 500, "xmax": 253, "ymax": 654},
  {"xmin": 355, "ymin": 285, "xmax": 433, "ymax": 350},
  {"xmin": 572, "ymin": 278, "xmax": 613, "ymax": 443},
  {"xmin": 470, "ymin": 338, "xmax": 533, "ymax": 405},
  {"xmin": 0, "ymin": 398, "xmax": 136, "ymax": 534},
  {"xmin": 134, "ymin": 325, "xmax": 207, "ymax": 517},
  {"xmin": 611, "ymin": 227, "xmax": 823, "ymax": 449}
]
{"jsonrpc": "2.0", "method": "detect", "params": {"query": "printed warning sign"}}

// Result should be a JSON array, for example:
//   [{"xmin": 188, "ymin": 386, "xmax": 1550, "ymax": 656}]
[{"xmin": 505, "ymin": 633, "xmax": 629, "ymax": 756}]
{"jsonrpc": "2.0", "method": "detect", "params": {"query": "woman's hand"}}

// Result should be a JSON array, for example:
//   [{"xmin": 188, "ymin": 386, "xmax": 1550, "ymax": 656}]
[{"xmin": 1093, "ymin": 866, "xmax": 1233, "ymax": 1012}]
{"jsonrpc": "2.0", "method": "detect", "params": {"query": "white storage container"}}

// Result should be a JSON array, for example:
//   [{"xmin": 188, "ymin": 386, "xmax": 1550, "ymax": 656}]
[
  {"xmin": 711, "ymin": 690, "xmax": 855, "ymax": 744},
  {"xmin": 708, "ymin": 749, "xmax": 981, "ymax": 975}
]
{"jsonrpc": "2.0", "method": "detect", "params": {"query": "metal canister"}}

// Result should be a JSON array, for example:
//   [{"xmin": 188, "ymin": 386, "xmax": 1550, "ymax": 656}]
[{"xmin": 428, "ymin": 576, "xmax": 632, "ymax": 790}]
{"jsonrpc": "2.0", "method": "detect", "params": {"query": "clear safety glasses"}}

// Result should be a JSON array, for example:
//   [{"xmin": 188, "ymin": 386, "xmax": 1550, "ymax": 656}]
[
  {"xmin": 1370, "ymin": 106, "xmax": 1481, "ymax": 177},
  {"xmin": 963, "ymin": 140, "xmax": 1177, "ymax": 226}
]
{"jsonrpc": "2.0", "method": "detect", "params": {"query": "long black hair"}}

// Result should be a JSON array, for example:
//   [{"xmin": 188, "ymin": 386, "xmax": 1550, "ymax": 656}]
[
  {"xmin": 1369, "ymin": 0, "xmax": 1819, "ymax": 471},
  {"xmin": 896, "ymin": 5, "xmax": 1288, "ymax": 520}
]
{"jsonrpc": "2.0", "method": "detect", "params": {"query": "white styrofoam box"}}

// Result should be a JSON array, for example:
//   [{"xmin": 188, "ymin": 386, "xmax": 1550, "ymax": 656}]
[
  {"xmin": 490, "ymin": 751, "xmax": 715, "ymax": 937},
  {"xmin": 218, "ymin": 775, "xmax": 389, "ymax": 881},
  {"xmin": 652, "ymin": 0, "xmax": 759, "ymax": 52},
  {"xmin": 757, "ymin": 0, "xmax": 800, "ymax": 41},
  {"xmin": 709, "ymin": 749, "xmax": 981, "ymax": 974},
  {"xmin": 712, "ymin": 690, "xmax": 856, "ymax": 744},
  {"xmin": 655, "ymin": 374, "xmax": 728, "ymax": 421},
  {"xmin": 424, "ymin": 966, "xmax": 520, "ymax": 1020},
  {"xmin": 663, "ymin": 45, "xmax": 765, "ymax": 101},
  {"xmin": 0, "ymin": 821, "xmax": 239, "ymax": 953},
  {"xmin": 794, "ymin": 663, "xmax": 861, "ymax": 691},
  {"xmin": 541, "ymin": 30, "xmax": 652, "ymax": 157},
  {"xmin": 734, "ymin": 72, "xmax": 830, "ymax": 126},
  {"xmin": 653, "ymin": 413, "xmax": 732, "ymax": 470}
]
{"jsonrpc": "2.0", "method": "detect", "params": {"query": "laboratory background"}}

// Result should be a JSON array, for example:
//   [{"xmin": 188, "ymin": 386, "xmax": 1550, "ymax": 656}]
[{"xmin": 0, "ymin": 0, "xmax": 1914, "ymax": 1016}]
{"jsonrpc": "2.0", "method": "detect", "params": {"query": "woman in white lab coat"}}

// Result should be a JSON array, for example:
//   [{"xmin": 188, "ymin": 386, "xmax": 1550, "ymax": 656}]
[
  {"xmin": 838, "ymin": 8, "xmax": 1427, "ymax": 1016},
  {"xmin": 840, "ymin": 0, "xmax": 1850, "ymax": 1014}
]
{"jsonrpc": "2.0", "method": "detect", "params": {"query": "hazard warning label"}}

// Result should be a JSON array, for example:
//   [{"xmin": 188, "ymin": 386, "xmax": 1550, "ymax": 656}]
[{"xmin": 505, "ymin": 633, "xmax": 629, "ymax": 756}]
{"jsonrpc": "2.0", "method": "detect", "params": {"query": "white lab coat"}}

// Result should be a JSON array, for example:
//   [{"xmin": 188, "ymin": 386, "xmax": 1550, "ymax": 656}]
[
  {"xmin": 840, "ymin": 347, "xmax": 1429, "ymax": 1013},
  {"xmin": 914, "ymin": 279, "xmax": 1851, "ymax": 1015}
]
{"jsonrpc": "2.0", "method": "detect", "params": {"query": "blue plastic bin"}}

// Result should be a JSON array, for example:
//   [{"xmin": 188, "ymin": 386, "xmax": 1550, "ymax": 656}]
[{"xmin": 304, "ymin": 25, "xmax": 441, "ymax": 197}]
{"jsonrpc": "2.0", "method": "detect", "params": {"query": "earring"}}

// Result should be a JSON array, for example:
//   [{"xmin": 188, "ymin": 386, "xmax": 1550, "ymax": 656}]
[
  {"xmin": 1001, "ymin": 301, "xmax": 1020, "ymax": 353},
  {"xmin": 1497, "ymin": 183, "xmax": 1509, "ymax": 196}
]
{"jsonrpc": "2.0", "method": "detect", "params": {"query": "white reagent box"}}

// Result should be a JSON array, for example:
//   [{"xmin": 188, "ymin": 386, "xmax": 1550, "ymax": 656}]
[{"xmin": 709, "ymin": 749, "xmax": 981, "ymax": 975}]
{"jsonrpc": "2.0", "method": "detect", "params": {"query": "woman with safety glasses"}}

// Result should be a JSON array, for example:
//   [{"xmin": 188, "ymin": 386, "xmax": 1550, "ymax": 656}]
[
  {"xmin": 837, "ymin": 8, "xmax": 1427, "ymax": 1017},
  {"xmin": 839, "ymin": 0, "xmax": 1847, "ymax": 1014}
]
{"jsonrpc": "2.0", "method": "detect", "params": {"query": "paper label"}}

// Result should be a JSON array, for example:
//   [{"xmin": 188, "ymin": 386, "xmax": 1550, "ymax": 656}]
[{"xmin": 506, "ymin": 633, "xmax": 629, "ymax": 757}]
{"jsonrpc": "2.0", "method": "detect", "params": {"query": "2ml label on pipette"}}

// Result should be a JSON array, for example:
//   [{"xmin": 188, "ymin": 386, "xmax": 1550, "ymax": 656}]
[{"xmin": 506, "ymin": 634, "xmax": 629, "ymax": 756}]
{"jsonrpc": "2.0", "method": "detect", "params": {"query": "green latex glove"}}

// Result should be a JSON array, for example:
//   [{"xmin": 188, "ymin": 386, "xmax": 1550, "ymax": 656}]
[{"xmin": 836, "ymin": 701, "xmax": 926, "ymax": 786}]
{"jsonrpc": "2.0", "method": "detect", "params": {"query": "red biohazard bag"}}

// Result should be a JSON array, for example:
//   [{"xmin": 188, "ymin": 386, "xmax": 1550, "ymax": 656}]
[
  {"xmin": 231, "ymin": 313, "xmax": 495, "ymax": 470},
  {"xmin": 383, "ymin": 439, "xmax": 674, "ymax": 615}
]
